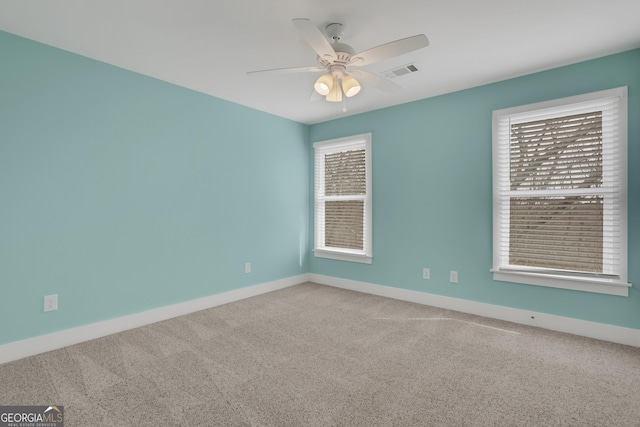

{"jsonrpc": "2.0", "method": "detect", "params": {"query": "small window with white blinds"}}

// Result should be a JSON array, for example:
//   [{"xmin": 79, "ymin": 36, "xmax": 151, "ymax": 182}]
[
  {"xmin": 314, "ymin": 133, "xmax": 372, "ymax": 264},
  {"xmin": 492, "ymin": 87, "xmax": 630, "ymax": 296}
]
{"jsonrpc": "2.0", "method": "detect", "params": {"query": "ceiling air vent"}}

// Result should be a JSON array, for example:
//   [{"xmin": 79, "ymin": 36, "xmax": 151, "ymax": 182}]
[{"xmin": 383, "ymin": 64, "xmax": 419, "ymax": 80}]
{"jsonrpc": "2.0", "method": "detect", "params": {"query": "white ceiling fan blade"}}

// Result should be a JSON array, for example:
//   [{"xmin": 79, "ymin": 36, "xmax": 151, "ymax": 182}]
[
  {"xmin": 349, "ymin": 70, "xmax": 401, "ymax": 92},
  {"xmin": 350, "ymin": 34, "xmax": 429, "ymax": 66},
  {"xmin": 292, "ymin": 18, "xmax": 336, "ymax": 60},
  {"xmin": 247, "ymin": 66, "xmax": 324, "ymax": 75}
]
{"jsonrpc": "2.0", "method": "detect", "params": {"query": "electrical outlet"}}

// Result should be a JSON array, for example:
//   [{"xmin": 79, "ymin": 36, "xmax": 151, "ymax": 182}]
[
  {"xmin": 449, "ymin": 271, "xmax": 458, "ymax": 283},
  {"xmin": 44, "ymin": 294, "xmax": 58, "ymax": 312},
  {"xmin": 244, "ymin": 262, "xmax": 251, "ymax": 274},
  {"xmin": 422, "ymin": 268, "xmax": 430, "ymax": 280}
]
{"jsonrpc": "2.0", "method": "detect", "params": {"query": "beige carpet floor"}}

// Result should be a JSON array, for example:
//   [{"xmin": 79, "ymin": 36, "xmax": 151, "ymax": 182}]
[{"xmin": 1, "ymin": 282, "xmax": 639, "ymax": 426}]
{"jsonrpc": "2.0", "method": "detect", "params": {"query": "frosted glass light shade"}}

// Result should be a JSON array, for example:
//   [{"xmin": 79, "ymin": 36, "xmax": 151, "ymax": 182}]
[
  {"xmin": 314, "ymin": 73, "xmax": 333, "ymax": 96},
  {"xmin": 342, "ymin": 75, "xmax": 361, "ymax": 97},
  {"xmin": 326, "ymin": 79, "xmax": 342, "ymax": 102}
]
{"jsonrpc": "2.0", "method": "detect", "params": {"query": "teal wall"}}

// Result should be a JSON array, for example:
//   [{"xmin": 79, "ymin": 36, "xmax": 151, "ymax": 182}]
[
  {"xmin": 0, "ymin": 31, "xmax": 310, "ymax": 345},
  {"xmin": 309, "ymin": 49, "xmax": 640, "ymax": 329},
  {"xmin": 1, "ymin": 28, "xmax": 638, "ymax": 347}
]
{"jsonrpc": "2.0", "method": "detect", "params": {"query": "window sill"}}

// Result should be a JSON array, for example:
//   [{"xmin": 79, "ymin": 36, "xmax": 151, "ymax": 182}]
[
  {"xmin": 491, "ymin": 269, "xmax": 631, "ymax": 297},
  {"xmin": 314, "ymin": 249, "xmax": 372, "ymax": 264}
]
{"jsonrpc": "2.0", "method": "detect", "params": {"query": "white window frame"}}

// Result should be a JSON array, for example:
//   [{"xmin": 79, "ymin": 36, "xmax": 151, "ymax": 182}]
[
  {"xmin": 314, "ymin": 133, "xmax": 372, "ymax": 264},
  {"xmin": 491, "ymin": 87, "xmax": 630, "ymax": 296}
]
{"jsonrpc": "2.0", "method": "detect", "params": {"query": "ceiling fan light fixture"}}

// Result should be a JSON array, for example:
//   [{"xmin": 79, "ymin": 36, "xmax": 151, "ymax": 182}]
[
  {"xmin": 341, "ymin": 75, "xmax": 361, "ymax": 97},
  {"xmin": 249, "ymin": 19, "xmax": 430, "ymax": 109},
  {"xmin": 314, "ymin": 73, "xmax": 333, "ymax": 96},
  {"xmin": 326, "ymin": 77, "xmax": 342, "ymax": 102}
]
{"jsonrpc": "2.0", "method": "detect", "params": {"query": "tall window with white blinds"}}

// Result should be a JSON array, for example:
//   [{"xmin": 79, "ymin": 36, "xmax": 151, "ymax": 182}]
[
  {"xmin": 314, "ymin": 133, "xmax": 372, "ymax": 264},
  {"xmin": 492, "ymin": 87, "xmax": 630, "ymax": 296},
  {"xmin": 509, "ymin": 111, "xmax": 604, "ymax": 272}
]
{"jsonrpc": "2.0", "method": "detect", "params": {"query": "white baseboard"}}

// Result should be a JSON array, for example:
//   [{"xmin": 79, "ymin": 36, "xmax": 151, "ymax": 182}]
[
  {"xmin": 0, "ymin": 274, "xmax": 310, "ymax": 365},
  {"xmin": 309, "ymin": 273, "xmax": 640, "ymax": 348},
  {"xmin": 3, "ymin": 272, "xmax": 637, "ymax": 365}
]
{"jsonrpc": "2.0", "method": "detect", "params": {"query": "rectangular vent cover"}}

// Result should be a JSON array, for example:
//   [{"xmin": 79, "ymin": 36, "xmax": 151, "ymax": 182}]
[{"xmin": 383, "ymin": 64, "xmax": 419, "ymax": 79}]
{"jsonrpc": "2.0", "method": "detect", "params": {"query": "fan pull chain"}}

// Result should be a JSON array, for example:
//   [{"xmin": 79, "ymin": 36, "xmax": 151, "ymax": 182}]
[{"xmin": 341, "ymin": 76, "xmax": 347, "ymax": 112}]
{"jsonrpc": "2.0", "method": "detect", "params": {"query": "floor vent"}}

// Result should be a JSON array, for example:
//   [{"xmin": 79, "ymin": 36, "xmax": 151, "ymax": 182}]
[{"xmin": 383, "ymin": 64, "xmax": 419, "ymax": 79}]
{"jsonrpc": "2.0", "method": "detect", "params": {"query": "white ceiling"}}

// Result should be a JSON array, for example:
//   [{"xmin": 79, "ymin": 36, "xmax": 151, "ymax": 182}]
[{"xmin": 1, "ymin": 0, "xmax": 639, "ymax": 125}]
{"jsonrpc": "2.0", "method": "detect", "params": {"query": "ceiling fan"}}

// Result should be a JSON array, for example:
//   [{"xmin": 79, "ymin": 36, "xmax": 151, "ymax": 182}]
[{"xmin": 248, "ymin": 18, "xmax": 429, "ymax": 103}]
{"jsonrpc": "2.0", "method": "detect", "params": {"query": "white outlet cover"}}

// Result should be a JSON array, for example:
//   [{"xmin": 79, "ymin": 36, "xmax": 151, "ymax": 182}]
[
  {"xmin": 422, "ymin": 268, "xmax": 430, "ymax": 279},
  {"xmin": 44, "ymin": 294, "xmax": 58, "ymax": 312},
  {"xmin": 450, "ymin": 271, "xmax": 458, "ymax": 283},
  {"xmin": 244, "ymin": 262, "xmax": 251, "ymax": 274}
]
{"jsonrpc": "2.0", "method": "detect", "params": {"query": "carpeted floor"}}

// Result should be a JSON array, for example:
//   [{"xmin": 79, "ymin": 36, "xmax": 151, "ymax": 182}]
[{"xmin": 1, "ymin": 282, "xmax": 639, "ymax": 426}]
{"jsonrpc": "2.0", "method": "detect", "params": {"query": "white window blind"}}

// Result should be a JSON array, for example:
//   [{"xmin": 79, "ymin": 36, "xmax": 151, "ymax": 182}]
[
  {"xmin": 492, "ymin": 87, "xmax": 630, "ymax": 296},
  {"xmin": 314, "ymin": 133, "xmax": 372, "ymax": 264}
]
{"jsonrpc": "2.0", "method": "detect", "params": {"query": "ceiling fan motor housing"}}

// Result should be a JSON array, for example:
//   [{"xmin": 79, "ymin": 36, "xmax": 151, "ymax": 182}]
[{"xmin": 317, "ymin": 42, "xmax": 354, "ymax": 68}]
